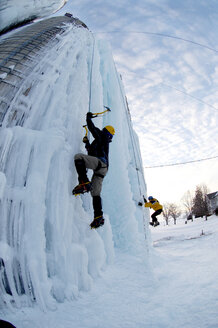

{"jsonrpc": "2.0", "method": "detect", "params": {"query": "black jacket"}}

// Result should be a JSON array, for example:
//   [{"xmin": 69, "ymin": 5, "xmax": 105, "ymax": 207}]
[{"xmin": 85, "ymin": 116, "xmax": 111, "ymax": 166}]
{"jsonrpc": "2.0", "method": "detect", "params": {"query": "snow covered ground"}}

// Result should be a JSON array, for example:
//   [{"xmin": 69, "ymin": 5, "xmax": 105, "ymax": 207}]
[
  {"xmin": 150, "ymin": 216, "xmax": 218, "ymax": 328},
  {"xmin": 1, "ymin": 215, "xmax": 218, "ymax": 328}
]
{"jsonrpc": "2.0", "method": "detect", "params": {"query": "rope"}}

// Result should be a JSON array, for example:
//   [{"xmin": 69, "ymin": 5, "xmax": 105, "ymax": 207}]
[
  {"xmin": 115, "ymin": 68, "xmax": 149, "ymax": 241},
  {"xmin": 94, "ymin": 30, "xmax": 218, "ymax": 54},
  {"xmin": 124, "ymin": 72, "xmax": 218, "ymax": 112},
  {"xmin": 117, "ymin": 72, "xmax": 143, "ymax": 196},
  {"xmin": 88, "ymin": 34, "xmax": 96, "ymax": 113},
  {"xmin": 145, "ymin": 155, "xmax": 218, "ymax": 168},
  {"xmin": 160, "ymin": 82, "xmax": 218, "ymax": 111}
]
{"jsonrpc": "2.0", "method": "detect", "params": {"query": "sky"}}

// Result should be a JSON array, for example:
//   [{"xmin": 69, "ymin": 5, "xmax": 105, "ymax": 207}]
[{"xmin": 56, "ymin": 0, "xmax": 218, "ymax": 206}]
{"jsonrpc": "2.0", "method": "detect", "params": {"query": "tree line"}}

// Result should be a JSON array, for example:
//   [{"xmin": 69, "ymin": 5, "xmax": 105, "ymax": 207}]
[{"xmin": 162, "ymin": 184, "xmax": 212, "ymax": 225}]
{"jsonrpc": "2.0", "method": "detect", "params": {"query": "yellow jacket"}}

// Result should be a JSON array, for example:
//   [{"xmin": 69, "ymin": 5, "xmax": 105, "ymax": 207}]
[{"xmin": 144, "ymin": 198, "xmax": 163, "ymax": 211}]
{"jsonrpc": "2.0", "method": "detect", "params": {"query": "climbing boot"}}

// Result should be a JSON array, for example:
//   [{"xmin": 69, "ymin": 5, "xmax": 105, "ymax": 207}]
[
  {"xmin": 90, "ymin": 216, "xmax": 105, "ymax": 229},
  {"xmin": 72, "ymin": 181, "xmax": 92, "ymax": 195}
]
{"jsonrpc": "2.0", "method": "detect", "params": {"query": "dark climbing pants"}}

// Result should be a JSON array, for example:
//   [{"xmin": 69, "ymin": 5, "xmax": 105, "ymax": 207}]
[{"xmin": 151, "ymin": 209, "xmax": 162, "ymax": 223}]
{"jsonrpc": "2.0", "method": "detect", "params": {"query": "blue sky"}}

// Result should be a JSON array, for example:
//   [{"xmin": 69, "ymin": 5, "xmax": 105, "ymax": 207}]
[{"xmin": 57, "ymin": 0, "xmax": 218, "ymax": 206}]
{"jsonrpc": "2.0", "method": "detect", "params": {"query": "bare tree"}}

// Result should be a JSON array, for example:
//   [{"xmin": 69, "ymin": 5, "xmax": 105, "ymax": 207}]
[
  {"xmin": 163, "ymin": 202, "xmax": 181, "ymax": 225},
  {"xmin": 182, "ymin": 190, "xmax": 194, "ymax": 215},
  {"xmin": 169, "ymin": 203, "xmax": 181, "ymax": 225},
  {"xmin": 163, "ymin": 203, "xmax": 171, "ymax": 225}
]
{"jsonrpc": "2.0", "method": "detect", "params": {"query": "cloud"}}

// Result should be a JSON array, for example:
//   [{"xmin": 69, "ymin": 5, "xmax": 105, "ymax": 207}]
[{"xmin": 58, "ymin": 0, "xmax": 218, "ymax": 203}]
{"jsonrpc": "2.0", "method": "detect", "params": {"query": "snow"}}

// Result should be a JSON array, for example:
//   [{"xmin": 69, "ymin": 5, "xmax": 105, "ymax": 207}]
[
  {"xmin": 150, "ymin": 216, "xmax": 218, "ymax": 328},
  {"xmin": 0, "ymin": 73, "xmax": 7, "ymax": 79},
  {"xmin": 0, "ymin": 9, "xmax": 218, "ymax": 328},
  {"xmin": 0, "ymin": 172, "xmax": 6, "ymax": 198},
  {"xmin": 1, "ymin": 216, "xmax": 218, "ymax": 327},
  {"xmin": 0, "ymin": 0, "xmax": 67, "ymax": 32}
]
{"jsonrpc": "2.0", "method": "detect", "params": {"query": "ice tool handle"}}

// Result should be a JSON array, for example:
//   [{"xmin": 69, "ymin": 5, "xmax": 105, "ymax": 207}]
[
  {"xmin": 83, "ymin": 106, "xmax": 111, "ymax": 136},
  {"xmin": 90, "ymin": 106, "xmax": 111, "ymax": 118},
  {"xmin": 83, "ymin": 125, "xmax": 88, "ymax": 137}
]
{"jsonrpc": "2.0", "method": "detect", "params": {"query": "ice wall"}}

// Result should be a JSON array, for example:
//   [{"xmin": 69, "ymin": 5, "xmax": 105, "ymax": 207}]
[
  {"xmin": 0, "ymin": 21, "xmax": 150, "ymax": 310},
  {"xmin": 0, "ymin": 0, "xmax": 67, "ymax": 32}
]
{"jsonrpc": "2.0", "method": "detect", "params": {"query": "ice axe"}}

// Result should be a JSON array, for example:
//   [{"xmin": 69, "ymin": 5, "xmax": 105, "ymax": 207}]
[
  {"xmin": 83, "ymin": 106, "xmax": 111, "ymax": 138},
  {"xmin": 83, "ymin": 125, "xmax": 88, "ymax": 137},
  {"xmin": 90, "ymin": 106, "xmax": 111, "ymax": 118}
]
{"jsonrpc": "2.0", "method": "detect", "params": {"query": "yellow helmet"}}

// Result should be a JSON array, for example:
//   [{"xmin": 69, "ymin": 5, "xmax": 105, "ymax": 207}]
[{"xmin": 104, "ymin": 125, "xmax": 115, "ymax": 135}]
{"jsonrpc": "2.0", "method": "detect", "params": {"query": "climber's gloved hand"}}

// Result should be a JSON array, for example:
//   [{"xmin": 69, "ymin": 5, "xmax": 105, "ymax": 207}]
[
  {"xmin": 86, "ymin": 112, "xmax": 93, "ymax": 119},
  {"xmin": 83, "ymin": 136, "xmax": 89, "ymax": 143},
  {"xmin": 143, "ymin": 196, "xmax": 147, "ymax": 203},
  {"xmin": 138, "ymin": 202, "xmax": 143, "ymax": 206}
]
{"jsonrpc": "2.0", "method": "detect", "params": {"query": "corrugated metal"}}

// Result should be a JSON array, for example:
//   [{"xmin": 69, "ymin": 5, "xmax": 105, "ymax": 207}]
[{"xmin": 0, "ymin": 15, "xmax": 87, "ymax": 126}]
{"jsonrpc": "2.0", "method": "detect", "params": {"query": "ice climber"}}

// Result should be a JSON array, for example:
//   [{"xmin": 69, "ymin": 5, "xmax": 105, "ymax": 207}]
[
  {"xmin": 138, "ymin": 196, "xmax": 163, "ymax": 227},
  {"xmin": 73, "ymin": 112, "xmax": 115, "ymax": 229}
]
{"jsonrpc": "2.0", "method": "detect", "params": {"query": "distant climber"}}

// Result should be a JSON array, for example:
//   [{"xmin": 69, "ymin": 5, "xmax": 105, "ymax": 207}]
[
  {"xmin": 73, "ymin": 112, "xmax": 115, "ymax": 229},
  {"xmin": 138, "ymin": 196, "xmax": 162, "ymax": 227}
]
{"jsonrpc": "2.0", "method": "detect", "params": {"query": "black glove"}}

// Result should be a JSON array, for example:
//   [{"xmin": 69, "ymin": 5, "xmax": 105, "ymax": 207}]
[
  {"xmin": 83, "ymin": 136, "xmax": 89, "ymax": 143},
  {"xmin": 86, "ymin": 112, "xmax": 93, "ymax": 119},
  {"xmin": 143, "ymin": 196, "xmax": 147, "ymax": 203},
  {"xmin": 138, "ymin": 202, "xmax": 143, "ymax": 206}
]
